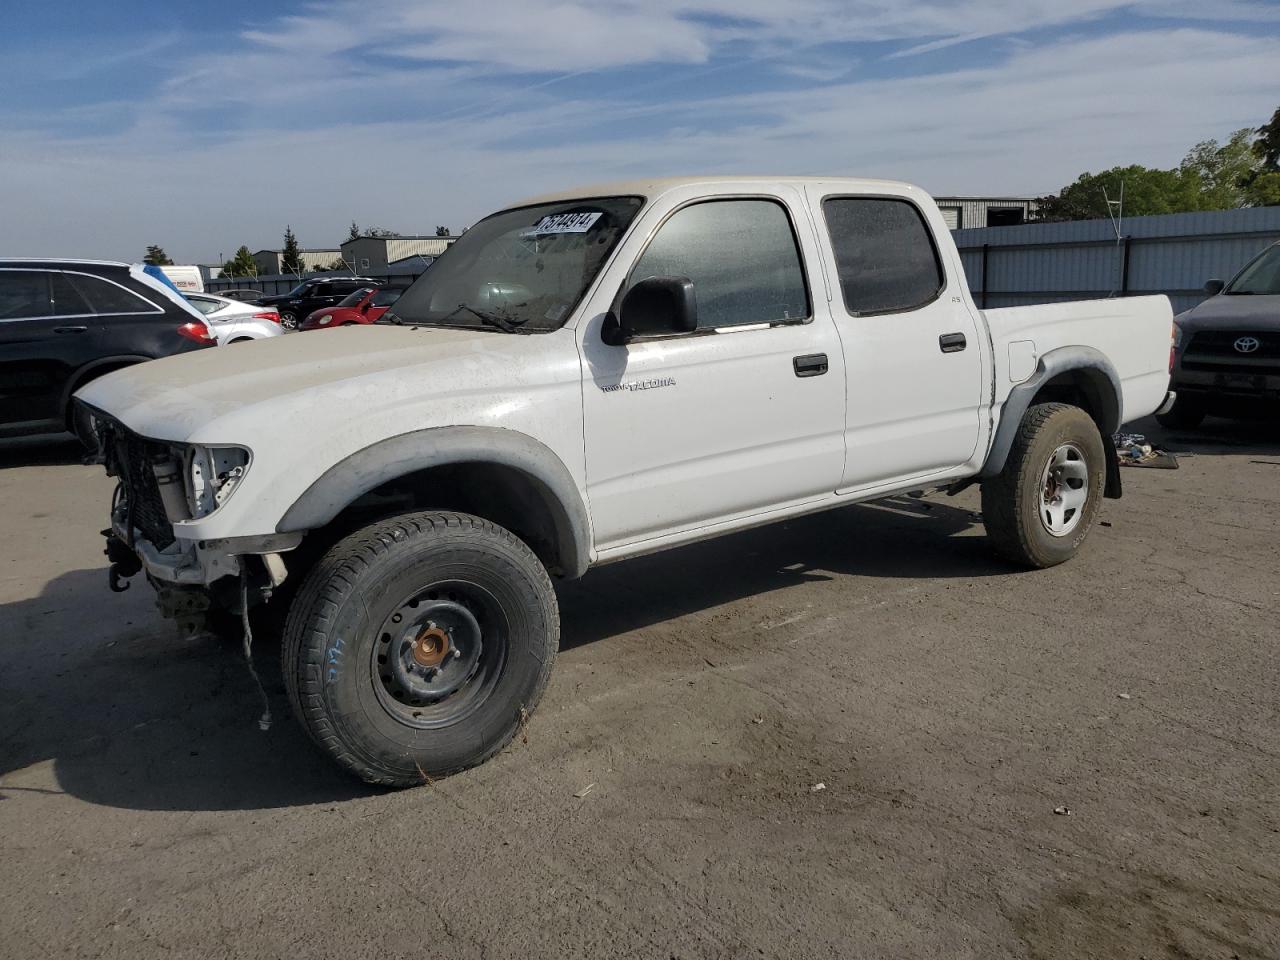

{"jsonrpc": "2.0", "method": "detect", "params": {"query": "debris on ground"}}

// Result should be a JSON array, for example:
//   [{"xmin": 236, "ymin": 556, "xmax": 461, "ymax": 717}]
[
  {"xmin": 810, "ymin": 782, "xmax": 827, "ymax": 793},
  {"xmin": 573, "ymin": 783, "xmax": 595, "ymax": 799},
  {"xmin": 751, "ymin": 716, "xmax": 765, "ymax": 725},
  {"xmin": 1114, "ymin": 433, "xmax": 1179, "ymax": 469},
  {"xmin": 1053, "ymin": 805, "xmax": 1072, "ymax": 816},
  {"xmin": 1118, "ymin": 692, "xmax": 1133, "ymax": 700}
]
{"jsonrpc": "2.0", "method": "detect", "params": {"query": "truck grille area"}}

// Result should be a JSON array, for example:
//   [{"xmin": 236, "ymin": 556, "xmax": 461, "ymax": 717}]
[
  {"xmin": 104, "ymin": 424, "xmax": 177, "ymax": 550},
  {"xmin": 1183, "ymin": 330, "xmax": 1280, "ymax": 376}
]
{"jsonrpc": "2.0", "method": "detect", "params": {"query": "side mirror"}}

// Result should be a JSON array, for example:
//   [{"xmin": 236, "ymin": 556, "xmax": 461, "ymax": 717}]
[
  {"xmin": 360, "ymin": 301, "xmax": 372, "ymax": 313},
  {"xmin": 1204, "ymin": 278, "xmax": 1225, "ymax": 295},
  {"xmin": 602, "ymin": 276, "xmax": 698, "ymax": 345}
]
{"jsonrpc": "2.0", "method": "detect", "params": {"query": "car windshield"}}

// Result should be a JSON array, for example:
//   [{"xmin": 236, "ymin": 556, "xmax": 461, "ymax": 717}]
[
  {"xmin": 338, "ymin": 287, "xmax": 375, "ymax": 307},
  {"xmin": 389, "ymin": 196, "xmax": 644, "ymax": 332},
  {"xmin": 1226, "ymin": 245, "xmax": 1280, "ymax": 295}
]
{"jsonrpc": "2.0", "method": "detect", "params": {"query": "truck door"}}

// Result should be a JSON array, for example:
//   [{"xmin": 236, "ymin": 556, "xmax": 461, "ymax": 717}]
[
  {"xmin": 805, "ymin": 187, "xmax": 985, "ymax": 491},
  {"xmin": 578, "ymin": 186, "xmax": 846, "ymax": 551}
]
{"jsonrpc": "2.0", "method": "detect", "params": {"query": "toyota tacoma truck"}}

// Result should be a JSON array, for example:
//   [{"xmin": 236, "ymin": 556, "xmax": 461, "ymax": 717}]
[{"xmin": 77, "ymin": 177, "xmax": 1175, "ymax": 785}]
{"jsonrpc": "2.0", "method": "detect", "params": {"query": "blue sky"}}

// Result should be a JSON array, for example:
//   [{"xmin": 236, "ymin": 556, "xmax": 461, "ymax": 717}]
[{"xmin": 2, "ymin": 1, "xmax": 1278, "ymax": 263}]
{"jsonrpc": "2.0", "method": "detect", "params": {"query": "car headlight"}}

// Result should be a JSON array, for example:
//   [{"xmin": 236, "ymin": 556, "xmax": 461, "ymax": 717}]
[
  {"xmin": 185, "ymin": 445, "xmax": 252, "ymax": 518},
  {"xmin": 318, "ymin": 314, "xmax": 334, "ymax": 325}
]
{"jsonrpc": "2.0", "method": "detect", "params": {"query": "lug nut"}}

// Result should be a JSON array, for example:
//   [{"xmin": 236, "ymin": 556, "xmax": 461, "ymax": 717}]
[{"xmin": 392, "ymin": 613, "xmax": 402, "ymax": 624}]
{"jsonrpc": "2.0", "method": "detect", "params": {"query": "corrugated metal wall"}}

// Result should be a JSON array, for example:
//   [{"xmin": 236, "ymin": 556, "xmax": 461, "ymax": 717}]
[{"xmin": 954, "ymin": 207, "xmax": 1280, "ymax": 314}]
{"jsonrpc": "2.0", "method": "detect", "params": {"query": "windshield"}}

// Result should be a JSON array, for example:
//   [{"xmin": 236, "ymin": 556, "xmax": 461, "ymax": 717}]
[
  {"xmin": 1226, "ymin": 244, "xmax": 1280, "ymax": 295},
  {"xmin": 338, "ymin": 287, "xmax": 375, "ymax": 307},
  {"xmin": 389, "ymin": 196, "xmax": 644, "ymax": 332}
]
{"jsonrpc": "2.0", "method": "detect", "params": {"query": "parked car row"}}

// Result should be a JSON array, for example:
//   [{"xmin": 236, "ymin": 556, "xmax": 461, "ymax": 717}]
[{"xmin": 0, "ymin": 259, "xmax": 215, "ymax": 444}]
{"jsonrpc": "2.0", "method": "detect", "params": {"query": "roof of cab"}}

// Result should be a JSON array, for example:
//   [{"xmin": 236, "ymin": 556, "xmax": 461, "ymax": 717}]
[
  {"xmin": 0, "ymin": 258, "xmax": 132, "ymax": 269},
  {"xmin": 510, "ymin": 175, "xmax": 926, "ymax": 208}
]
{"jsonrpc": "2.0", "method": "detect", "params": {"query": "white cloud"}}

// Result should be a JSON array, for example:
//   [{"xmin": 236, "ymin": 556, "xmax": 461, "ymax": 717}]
[{"xmin": 1, "ymin": 2, "xmax": 1278, "ymax": 261}]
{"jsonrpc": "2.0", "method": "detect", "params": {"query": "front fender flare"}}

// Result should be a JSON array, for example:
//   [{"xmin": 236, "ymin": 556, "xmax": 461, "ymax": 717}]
[
  {"xmin": 981, "ymin": 345, "xmax": 1122, "ymax": 487},
  {"xmin": 276, "ymin": 426, "xmax": 593, "ymax": 577}
]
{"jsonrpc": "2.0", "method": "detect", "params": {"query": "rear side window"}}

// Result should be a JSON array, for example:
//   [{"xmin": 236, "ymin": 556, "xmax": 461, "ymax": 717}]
[
  {"xmin": 68, "ymin": 273, "xmax": 159, "ymax": 314},
  {"xmin": 185, "ymin": 296, "xmax": 222, "ymax": 315},
  {"xmin": 823, "ymin": 198, "xmax": 944, "ymax": 315},
  {"xmin": 0, "ymin": 271, "xmax": 53, "ymax": 319},
  {"xmin": 371, "ymin": 288, "xmax": 403, "ymax": 307},
  {"xmin": 50, "ymin": 273, "xmax": 93, "ymax": 316},
  {"xmin": 630, "ymin": 199, "xmax": 809, "ymax": 328}
]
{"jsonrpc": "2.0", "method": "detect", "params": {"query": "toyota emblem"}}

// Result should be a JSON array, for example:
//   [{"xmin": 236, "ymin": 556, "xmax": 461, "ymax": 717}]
[{"xmin": 1234, "ymin": 336, "xmax": 1260, "ymax": 354}]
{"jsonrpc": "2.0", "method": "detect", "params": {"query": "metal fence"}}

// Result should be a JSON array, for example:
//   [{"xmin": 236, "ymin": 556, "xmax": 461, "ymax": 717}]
[
  {"xmin": 206, "ymin": 264, "xmax": 431, "ymax": 298},
  {"xmin": 953, "ymin": 206, "xmax": 1280, "ymax": 315}
]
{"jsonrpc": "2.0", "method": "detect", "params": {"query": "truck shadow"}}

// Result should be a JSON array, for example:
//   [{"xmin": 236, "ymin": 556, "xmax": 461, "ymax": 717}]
[{"xmin": 0, "ymin": 496, "xmax": 997, "ymax": 812}]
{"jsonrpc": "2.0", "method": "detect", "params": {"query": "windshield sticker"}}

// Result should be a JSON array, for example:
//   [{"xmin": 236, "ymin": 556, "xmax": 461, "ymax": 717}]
[{"xmin": 529, "ymin": 211, "xmax": 603, "ymax": 234}]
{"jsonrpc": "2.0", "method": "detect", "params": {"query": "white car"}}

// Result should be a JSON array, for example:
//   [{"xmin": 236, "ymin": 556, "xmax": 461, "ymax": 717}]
[
  {"xmin": 182, "ymin": 292, "xmax": 283, "ymax": 345},
  {"xmin": 79, "ymin": 176, "xmax": 1174, "ymax": 786}
]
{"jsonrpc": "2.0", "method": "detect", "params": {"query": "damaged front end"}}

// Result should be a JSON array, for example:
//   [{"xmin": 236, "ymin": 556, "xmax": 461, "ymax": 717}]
[{"xmin": 91, "ymin": 410, "xmax": 299, "ymax": 633}]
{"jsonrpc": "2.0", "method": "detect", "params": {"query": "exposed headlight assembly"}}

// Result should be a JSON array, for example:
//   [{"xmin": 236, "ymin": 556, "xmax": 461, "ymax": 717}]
[{"xmin": 185, "ymin": 445, "xmax": 252, "ymax": 518}]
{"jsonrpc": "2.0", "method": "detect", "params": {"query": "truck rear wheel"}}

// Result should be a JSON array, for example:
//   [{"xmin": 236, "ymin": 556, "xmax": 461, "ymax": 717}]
[
  {"xmin": 981, "ymin": 402, "xmax": 1105, "ymax": 569},
  {"xmin": 282, "ymin": 511, "xmax": 558, "ymax": 786}
]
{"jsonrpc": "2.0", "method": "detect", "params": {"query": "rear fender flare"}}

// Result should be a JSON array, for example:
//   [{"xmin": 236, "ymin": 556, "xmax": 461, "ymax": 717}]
[{"xmin": 981, "ymin": 346, "xmax": 1122, "ymax": 484}]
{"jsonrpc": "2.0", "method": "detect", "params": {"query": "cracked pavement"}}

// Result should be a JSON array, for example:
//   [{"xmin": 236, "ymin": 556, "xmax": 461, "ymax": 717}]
[{"xmin": 1, "ymin": 415, "xmax": 1278, "ymax": 959}]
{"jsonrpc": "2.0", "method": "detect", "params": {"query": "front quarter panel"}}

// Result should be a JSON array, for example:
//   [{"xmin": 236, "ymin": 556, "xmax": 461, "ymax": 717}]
[{"xmin": 169, "ymin": 328, "xmax": 588, "ymax": 544}]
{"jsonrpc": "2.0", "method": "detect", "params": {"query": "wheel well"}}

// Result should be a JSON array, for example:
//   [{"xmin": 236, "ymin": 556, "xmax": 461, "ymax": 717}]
[
  {"xmin": 63, "ymin": 361, "xmax": 140, "ymax": 427},
  {"xmin": 308, "ymin": 462, "xmax": 571, "ymax": 577},
  {"xmin": 1027, "ymin": 368, "xmax": 1118, "ymax": 437}
]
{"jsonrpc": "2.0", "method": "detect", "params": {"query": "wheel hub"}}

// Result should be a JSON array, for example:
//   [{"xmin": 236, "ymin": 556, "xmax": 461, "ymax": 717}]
[
  {"xmin": 381, "ymin": 600, "xmax": 483, "ymax": 704},
  {"xmin": 1038, "ymin": 441, "xmax": 1089, "ymax": 538}
]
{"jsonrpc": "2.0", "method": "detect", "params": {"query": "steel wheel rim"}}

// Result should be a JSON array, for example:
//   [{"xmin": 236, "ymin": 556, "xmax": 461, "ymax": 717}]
[
  {"xmin": 369, "ymin": 579, "xmax": 508, "ymax": 730},
  {"xmin": 280, "ymin": 312, "xmax": 297, "ymax": 329},
  {"xmin": 1039, "ymin": 441, "xmax": 1089, "ymax": 538}
]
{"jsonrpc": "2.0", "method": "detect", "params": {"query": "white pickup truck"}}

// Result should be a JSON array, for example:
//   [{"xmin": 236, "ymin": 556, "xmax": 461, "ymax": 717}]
[{"xmin": 78, "ymin": 177, "xmax": 1174, "ymax": 785}]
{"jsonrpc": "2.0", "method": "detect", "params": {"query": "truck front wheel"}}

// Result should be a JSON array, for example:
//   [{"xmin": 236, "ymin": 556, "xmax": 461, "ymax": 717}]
[
  {"xmin": 282, "ymin": 511, "xmax": 559, "ymax": 785},
  {"xmin": 981, "ymin": 403, "xmax": 1105, "ymax": 569}
]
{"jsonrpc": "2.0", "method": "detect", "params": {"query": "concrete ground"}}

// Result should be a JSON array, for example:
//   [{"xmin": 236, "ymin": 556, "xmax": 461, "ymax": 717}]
[{"xmin": 1, "ymin": 416, "xmax": 1278, "ymax": 960}]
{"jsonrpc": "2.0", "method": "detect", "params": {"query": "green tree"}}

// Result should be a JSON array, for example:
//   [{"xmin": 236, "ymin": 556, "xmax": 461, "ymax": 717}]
[
  {"xmin": 221, "ymin": 246, "xmax": 258, "ymax": 278},
  {"xmin": 281, "ymin": 226, "xmax": 303, "ymax": 275},
  {"xmin": 1253, "ymin": 105, "xmax": 1280, "ymax": 171},
  {"xmin": 1180, "ymin": 129, "xmax": 1261, "ymax": 209},
  {"xmin": 366, "ymin": 226, "xmax": 400, "ymax": 238},
  {"xmin": 1036, "ymin": 165, "xmax": 1211, "ymax": 222},
  {"xmin": 144, "ymin": 245, "xmax": 174, "ymax": 265},
  {"xmin": 435, "ymin": 225, "xmax": 451, "ymax": 237},
  {"xmin": 348, "ymin": 220, "xmax": 361, "ymax": 241}
]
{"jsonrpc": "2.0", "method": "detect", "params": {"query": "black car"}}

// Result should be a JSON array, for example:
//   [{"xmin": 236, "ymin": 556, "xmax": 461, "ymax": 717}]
[
  {"xmin": 1161, "ymin": 241, "xmax": 1280, "ymax": 428},
  {"xmin": 256, "ymin": 276, "xmax": 378, "ymax": 329},
  {"xmin": 0, "ymin": 259, "xmax": 214, "ymax": 445}
]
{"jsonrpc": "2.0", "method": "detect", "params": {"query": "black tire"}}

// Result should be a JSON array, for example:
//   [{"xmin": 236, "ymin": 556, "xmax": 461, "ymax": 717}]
[
  {"xmin": 70, "ymin": 401, "xmax": 99, "ymax": 454},
  {"xmin": 981, "ymin": 403, "xmax": 1106, "ymax": 569},
  {"xmin": 282, "ymin": 511, "xmax": 558, "ymax": 786},
  {"xmin": 1155, "ymin": 395, "xmax": 1205, "ymax": 430}
]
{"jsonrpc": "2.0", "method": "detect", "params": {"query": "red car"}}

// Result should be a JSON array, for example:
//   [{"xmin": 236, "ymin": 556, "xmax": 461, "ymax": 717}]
[{"xmin": 299, "ymin": 285, "xmax": 406, "ymax": 330}]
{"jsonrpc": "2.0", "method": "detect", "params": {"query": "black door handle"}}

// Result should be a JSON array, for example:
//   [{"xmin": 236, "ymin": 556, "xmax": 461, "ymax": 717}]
[
  {"xmin": 939, "ymin": 332, "xmax": 967, "ymax": 353},
  {"xmin": 54, "ymin": 326, "xmax": 88, "ymax": 334},
  {"xmin": 793, "ymin": 353, "xmax": 828, "ymax": 377}
]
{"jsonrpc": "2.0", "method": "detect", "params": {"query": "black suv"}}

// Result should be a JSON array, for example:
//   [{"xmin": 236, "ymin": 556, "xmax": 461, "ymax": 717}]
[
  {"xmin": 1161, "ymin": 241, "xmax": 1280, "ymax": 428},
  {"xmin": 0, "ymin": 260, "xmax": 214, "ymax": 445},
  {"xmin": 256, "ymin": 276, "xmax": 378, "ymax": 329}
]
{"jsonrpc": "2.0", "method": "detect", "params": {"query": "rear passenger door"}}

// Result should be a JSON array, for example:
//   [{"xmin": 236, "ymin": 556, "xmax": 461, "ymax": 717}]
[{"xmin": 807, "ymin": 188, "xmax": 984, "ymax": 491}]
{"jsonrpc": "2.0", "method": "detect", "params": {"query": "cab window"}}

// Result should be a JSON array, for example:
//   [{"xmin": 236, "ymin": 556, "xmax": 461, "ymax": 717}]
[
  {"xmin": 630, "ymin": 199, "xmax": 809, "ymax": 329},
  {"xmin": 822, "ymin": 197, "xmax": 944, "ymax": 315}
]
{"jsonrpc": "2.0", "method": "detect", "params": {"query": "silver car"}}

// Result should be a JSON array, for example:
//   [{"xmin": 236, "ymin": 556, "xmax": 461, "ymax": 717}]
[{"xmin": 183, "ymin": 292, "xmax": 284, "ymax": 345}]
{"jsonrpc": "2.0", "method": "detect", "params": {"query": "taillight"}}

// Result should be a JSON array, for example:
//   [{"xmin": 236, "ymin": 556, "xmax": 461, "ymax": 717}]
[
  {"xmin": 253, "ymin": 311, "xmax": 281, "ymax": 324},
  {"xmin": 1169, "ymin": 322, "xmax": 1178, "ymax": 373},
  {"xmin": 177, "ymin": 321, "xmax": 215, "ymax": 344}
]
